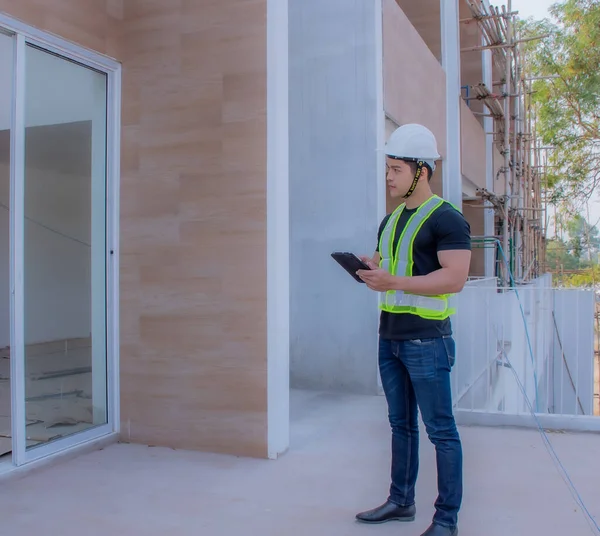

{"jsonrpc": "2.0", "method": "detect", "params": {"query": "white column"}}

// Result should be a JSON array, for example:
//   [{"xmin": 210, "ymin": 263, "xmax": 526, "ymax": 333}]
[
  {"xmin": 441, "ymin": 0, "xmax": 463, "ymax": 211},
  {"xmin": 375, "ymin": 0, "xmax": 385, "ymax": 395},
  {"xmin": 375, "ymin": 0, "xmax": 386, "ymax": 229},
  {"xmin": 266, "ymin": 0, "xmax": 290, "ymax": 459},
  {"xmin": 483, "ymin": 48, "xmax": 496, "ymax": 278}
]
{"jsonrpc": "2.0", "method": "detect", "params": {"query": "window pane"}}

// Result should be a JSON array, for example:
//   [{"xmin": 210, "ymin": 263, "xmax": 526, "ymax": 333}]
[
  {"xmin": 23, "ymin": 44, "xmax": 108, "ymax": 449},
  {"xmin": 0, "ymin": 31, "xmax": 13, "ymax": 460}
]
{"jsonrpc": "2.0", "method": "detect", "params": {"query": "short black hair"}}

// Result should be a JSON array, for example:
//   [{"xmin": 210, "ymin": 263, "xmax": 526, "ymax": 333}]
[{"xmin": 406, "ymin": 161, "xmax": 433, "ymax": 182}]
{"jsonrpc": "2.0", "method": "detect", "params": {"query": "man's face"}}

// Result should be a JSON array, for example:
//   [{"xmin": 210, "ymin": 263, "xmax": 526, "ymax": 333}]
[{"xmin": 385, "ymin": 157, "xmax": 416, "ymax": 199}]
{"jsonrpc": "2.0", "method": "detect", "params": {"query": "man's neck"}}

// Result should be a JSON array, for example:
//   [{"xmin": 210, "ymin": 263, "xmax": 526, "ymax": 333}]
[{"xmin": 404, "ymin": 187, "xmax": 435, "ymax": 209}]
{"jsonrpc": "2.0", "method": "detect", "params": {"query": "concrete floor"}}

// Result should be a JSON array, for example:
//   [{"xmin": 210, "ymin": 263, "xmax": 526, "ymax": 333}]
[{"xmin": 1, "ymin": 390, "xmax": 599, "ymax": 536}]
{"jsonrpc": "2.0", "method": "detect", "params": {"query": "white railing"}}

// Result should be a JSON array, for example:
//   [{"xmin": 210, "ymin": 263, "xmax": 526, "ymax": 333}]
[{"xmin": 452, "ymin": 279, "xmax": 599, "ymax": 430}]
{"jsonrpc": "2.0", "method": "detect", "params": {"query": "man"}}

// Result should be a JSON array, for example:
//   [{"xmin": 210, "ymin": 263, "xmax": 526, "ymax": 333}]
[{"xmin": 355, "ymin": 124, "xmax": 471, "ymax": 536}]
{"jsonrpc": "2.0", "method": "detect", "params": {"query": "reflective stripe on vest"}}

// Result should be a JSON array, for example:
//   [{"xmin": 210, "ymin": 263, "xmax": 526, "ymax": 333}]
[{"xmin": 378, "ymin": 195, "xmax": 456, "ymax": 320}]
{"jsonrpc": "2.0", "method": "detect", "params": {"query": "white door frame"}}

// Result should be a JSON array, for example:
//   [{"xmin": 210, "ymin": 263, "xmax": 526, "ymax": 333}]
[{"xmin": 0, "ymin": 13, "xmax": 121, "ymax": 467}]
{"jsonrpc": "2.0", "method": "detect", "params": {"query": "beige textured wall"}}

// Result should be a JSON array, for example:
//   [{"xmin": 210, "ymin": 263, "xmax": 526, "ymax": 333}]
[
  {"xmin": 119, "ymin": 2, "xmax": 269, "ymax": 458},
  {"xmin": 1, "ymin": 0, "xmax": 271, "ymax": 458},
  {"xmin": 0, "ymin": 0, "xmax": 121, "ymax": 57}
]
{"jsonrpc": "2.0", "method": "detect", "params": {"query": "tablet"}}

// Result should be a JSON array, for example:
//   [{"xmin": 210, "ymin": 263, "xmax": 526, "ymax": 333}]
[{"xmin": 331, "ymin": 252, "xmax": 372, "ymax": 283}]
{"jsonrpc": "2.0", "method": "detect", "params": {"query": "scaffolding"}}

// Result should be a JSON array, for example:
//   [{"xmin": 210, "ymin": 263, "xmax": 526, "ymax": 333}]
[{"xmin": 462, "ymin": 0, "xmax": 548, "ymax": 285}]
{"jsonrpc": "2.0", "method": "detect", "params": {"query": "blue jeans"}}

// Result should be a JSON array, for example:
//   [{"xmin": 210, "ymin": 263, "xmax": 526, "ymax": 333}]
[{"xmin": 378, "ymin": 336, "xmax": 462, "ymax": 528}]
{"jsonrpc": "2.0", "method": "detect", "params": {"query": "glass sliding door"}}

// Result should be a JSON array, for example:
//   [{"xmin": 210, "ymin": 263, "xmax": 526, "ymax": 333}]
[
  {"xmin": 0, "ymin": 30, "xmax": 14, "ymax": 465},
  {"xmin": 0, "ymin": 13, "xmax": 121, "ymax": 468},
  {"xmin": 22, "ymin": 44, "xmax": 108, "ymax": 451}
]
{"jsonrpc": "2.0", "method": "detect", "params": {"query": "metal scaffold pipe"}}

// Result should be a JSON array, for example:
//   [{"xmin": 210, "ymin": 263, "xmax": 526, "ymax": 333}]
[
  {"xmin": 503, "ymin": 0, "xmax": 512, "ymax": 284},
  {"xmin": 466, "ymin": 0, "xmax": 548, "ymax": 281}
]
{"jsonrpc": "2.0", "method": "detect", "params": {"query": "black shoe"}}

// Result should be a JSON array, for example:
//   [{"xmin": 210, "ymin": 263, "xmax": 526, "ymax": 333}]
[
  {"xmin": 420, "ymin": 523, "xmax": 458, "ymax": 536},
  {"xmin": 355, "ymin": 500, "xmax": 416, "ymax": 524}
]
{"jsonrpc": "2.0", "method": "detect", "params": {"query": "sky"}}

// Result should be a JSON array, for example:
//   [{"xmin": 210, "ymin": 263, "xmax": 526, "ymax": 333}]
[{"xmin": 511, "ymin": 0, "xmax": 557, "ymax": 21}]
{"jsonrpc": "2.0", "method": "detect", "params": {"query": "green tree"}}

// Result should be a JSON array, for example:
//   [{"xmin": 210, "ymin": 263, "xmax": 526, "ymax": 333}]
[
  {"xmin": 566, "ymin": 213, "xmax": 600, "ymax": 262},
  {"xmin": 561, "ymin": 266, "xmax": 600, "ymax": 288},
  {"xmin": 546, "ymin": 238, "xmax": 581, "ymax": 270},
  {"xmin": 523, "ymin": 0, "xmax": 600, "ymax": 204}
]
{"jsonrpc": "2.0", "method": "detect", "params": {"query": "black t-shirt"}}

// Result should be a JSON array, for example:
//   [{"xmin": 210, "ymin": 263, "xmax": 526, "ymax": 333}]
[{"xmin": 376, "ymin": 201, "xmax": 471, "ymax": 341}]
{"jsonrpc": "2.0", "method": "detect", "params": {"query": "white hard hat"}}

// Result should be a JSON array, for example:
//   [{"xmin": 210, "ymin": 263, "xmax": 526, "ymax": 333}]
[{"xmin": 385, "ymin": 124, "xmax": 440, "ymax": 171}]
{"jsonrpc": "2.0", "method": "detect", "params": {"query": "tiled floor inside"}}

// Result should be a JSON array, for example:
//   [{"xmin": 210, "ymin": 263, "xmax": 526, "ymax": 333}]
[{"xmin": 0, "ymin": 339, "xmax": 95, "ymax": 459}]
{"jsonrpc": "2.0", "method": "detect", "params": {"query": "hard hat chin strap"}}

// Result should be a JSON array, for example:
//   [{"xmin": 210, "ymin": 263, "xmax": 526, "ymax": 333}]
[{"xmin": 403, "ymin": 161, "xmax": 424, "ymax": 199}]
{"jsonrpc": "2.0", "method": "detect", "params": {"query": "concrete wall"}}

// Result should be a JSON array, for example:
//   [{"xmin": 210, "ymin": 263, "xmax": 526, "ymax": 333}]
[
  {"xmin": 1, "ymin": 0, "xmax": 275, "ymax": 459},
  {"xmin": 552, "ymin": 289, "xmax": 595, "ymax": 415},
  {"xmin": 453, "ymin": 280, "xmax": 555, "ymax": 414},
  {"xmin": 289, "ymin": 0, "xmax": 380, "ymax": 394},
  {"xmin": 452, "ymin": 278, "xmax": 596, "ymax": 418},
  {"xmin": 451, "ymin": 281, "xmax": 500, "ymax": 410},
  {"xmin": 460, "ymin": 100, "xmax": 487, "ymax": 189}
]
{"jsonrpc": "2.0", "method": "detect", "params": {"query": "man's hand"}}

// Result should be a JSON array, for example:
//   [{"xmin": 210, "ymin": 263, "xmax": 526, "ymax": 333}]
[
  {"xmin": 357, "ymin": 260, "xmax": 395, "ymax": 292},
  {"xmin": 356, "ymin": 249, "xmax": 471, "ymax": 295},
  {"xmin": 359, "ymin": 253, "xmax": 380, "ymax": 266}
]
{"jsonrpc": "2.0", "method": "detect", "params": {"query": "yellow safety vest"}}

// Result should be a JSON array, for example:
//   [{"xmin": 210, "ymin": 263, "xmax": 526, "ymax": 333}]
[{"xmin": 378, "ymin": 195, "xmax": 456, "ymax": 320}]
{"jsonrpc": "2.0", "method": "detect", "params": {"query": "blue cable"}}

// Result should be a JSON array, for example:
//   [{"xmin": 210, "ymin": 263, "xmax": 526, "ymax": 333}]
[
  {"xmin": 488, "ymin": 238, "xmax": 600, "ymax": 534},
  {"xmin": 501, "ymin": 347, "xmax": 600, "ymax": 535}
]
